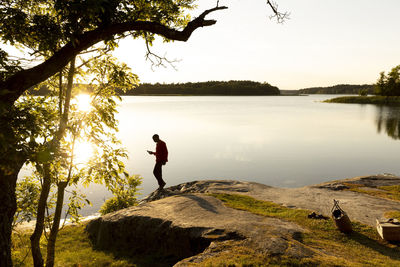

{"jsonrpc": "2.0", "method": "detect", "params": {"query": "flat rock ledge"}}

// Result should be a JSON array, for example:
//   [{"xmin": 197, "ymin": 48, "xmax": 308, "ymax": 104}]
[
  {"xmin": 86, "ymin": 190, "xmax": 310, "ymax": 265},
  {"xmin": 86, "ymin": 176, "xmax": 400, "ymax": 265}
]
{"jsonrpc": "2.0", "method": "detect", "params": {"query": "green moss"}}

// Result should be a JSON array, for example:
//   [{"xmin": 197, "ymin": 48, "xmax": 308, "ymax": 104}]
[
  {"xmin": 378, "ymin": 185, "xmax": 400, "ymax": 201},
  {"xmin": 324, "ymin": 96, "xmax": 400, "ymax": 105},
  {"xmin": 209, "ymin": 193, "xmax": 400, "ymax": 267},
  {"xmin": 200, "ymin": 241, "xmax": 270, "ymax": 267}
]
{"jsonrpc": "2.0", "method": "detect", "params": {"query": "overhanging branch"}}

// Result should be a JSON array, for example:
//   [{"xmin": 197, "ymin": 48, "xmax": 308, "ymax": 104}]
[{"xmin": 0, "ymin": 6, "xmax": 228, "ymax": 107}]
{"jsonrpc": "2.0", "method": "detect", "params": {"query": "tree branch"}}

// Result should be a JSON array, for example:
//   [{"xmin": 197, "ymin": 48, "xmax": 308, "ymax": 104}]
[
  {"xmin": 267, "ymin": 0, "xmax": 290, "ymax": 23},
  {"xmin": 144, "ymin": 37, "xmax": 179, "ymax": 71},
  {"xmin": 0, "ymin": 6, "xmax": 228, "ymax": 108}
]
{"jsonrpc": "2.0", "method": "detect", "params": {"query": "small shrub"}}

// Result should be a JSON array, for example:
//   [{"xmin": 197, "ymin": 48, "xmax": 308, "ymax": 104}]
[
  {"xmin": 99, "ymin": 195, "xmax": 137, "ymax": 215},
  {"xmin": 99, "ymin": 175, "xmax": 141, "ymax": 215}
]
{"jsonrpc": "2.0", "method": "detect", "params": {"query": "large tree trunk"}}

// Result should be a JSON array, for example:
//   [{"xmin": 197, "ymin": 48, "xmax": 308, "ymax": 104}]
[
  {"xmin": 0, "ymin": 168, "xmax": 20, "ymax": 267},
  {"xmin": 0, "ymin": 114, "xmax": 26, "ymax": 267}
]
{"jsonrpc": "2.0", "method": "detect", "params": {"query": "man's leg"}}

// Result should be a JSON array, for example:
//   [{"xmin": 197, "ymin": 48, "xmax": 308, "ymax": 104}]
[{"xmin": 153, "ymin": 162, "xmax": 166, "ymax": 189}]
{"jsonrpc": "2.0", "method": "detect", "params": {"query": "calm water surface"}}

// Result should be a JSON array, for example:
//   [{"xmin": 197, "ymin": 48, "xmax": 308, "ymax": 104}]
[
  {"xmin": 21, "ymin": 95, "xmax": 400, "ymax": 215},
  {"xmin": 117, "ymin": 95, "xmax": 400, "ymax": 192}
]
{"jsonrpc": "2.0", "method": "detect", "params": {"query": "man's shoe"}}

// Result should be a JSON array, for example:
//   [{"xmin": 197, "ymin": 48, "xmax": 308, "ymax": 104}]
[{"xmin": 159, "ymin": 181, "xmax": 166, "ymax": 190}]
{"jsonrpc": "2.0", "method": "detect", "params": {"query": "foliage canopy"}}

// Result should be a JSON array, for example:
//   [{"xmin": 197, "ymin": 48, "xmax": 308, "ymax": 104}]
[{"xmin": 376, "ymin": 65, "xmax": 400, "ymax": 96}]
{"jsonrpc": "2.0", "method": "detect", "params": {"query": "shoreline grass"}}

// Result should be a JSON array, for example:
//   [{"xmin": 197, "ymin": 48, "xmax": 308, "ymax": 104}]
[
  {"xmin": 209, "ymin": 193, "xmax": 400, "ymax": 267},
  {"xmin": 324, "ymin": 96, "xmax": 400, "ymax": 105},
  {"xmin": 12, "ymin": 224, "xmax": 137, "ymax": 267},
  {"xmin": 342, "ymin": 183, "xmax": 400, "ymax": 202}
]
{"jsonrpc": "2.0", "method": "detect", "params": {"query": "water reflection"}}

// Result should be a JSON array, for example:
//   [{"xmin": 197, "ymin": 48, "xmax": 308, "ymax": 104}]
[
  {"xmin": 375, "ymin": 106, "xmax": 400, "ymax": 140},
  {"xmin": 18, "ymin": 95, "xmax": 400, "ymax": 216}
]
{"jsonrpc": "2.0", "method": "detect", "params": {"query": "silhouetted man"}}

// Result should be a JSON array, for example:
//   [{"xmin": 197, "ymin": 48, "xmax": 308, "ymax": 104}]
[{"xmin": 147, "ymin": 134, "xmax": 168, "ymax": 190}]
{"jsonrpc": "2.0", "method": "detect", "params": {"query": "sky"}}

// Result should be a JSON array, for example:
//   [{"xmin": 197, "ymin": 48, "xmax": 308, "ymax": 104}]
[{"xmin": 113, "ymin": 0, "xmax": 400, "ymax": 90}]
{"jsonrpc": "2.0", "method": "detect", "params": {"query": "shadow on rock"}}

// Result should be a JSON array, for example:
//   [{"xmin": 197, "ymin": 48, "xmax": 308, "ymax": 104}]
[
  {"xmin": 348, "ymin": 231, "xmax": 400, "ymax": 261},
  {"xmin": 181, "ymin": 194, "xmax": 219, "ymax": 214}
]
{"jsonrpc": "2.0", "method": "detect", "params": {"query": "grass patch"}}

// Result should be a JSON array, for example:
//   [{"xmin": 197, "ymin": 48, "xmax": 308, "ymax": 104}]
[
  {"xmin": 187, "ymin": 240, "xmax": 271, "ymax": 267},
  {"xmin": 378, "ymin": 186, "xmax": 400, "ymax": 201},
  {"xmin": 343, "ymin": 183, "xmax": 400, "ymax": 202},
  {"xmin": 12, "ymin": 224, "xmax": 137, "ymax": 267},
  {"xmin": 210, "ymin": 193, "xmax": 400, "ymax": 267},
  {"xmin": 384, "ymin": 211, "xmax": 400, "ymax": 221},
  {"xmin": 324, "ymin": 96, "xmax": 400, "ymax": 106}
]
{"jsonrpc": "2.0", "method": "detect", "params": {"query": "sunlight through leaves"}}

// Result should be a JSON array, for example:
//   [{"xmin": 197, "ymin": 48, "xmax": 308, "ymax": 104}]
[{"xmin": 74, "ymin": 94, "xmax": 92, "ymax": 112}]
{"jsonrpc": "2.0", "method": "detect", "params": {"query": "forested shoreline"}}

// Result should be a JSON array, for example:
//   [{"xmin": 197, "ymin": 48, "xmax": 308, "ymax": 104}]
[
  {"xmin": 127, "ymin": 81, "xmax": 280, "ymax": 95},
  {"xmin": 29, "ymin": 81, "xmax": 281, "ymax": 96},
  {"xmin": 30, "ymin": 82, "xmax": 384, "ymax": 96},
  {"xmin": 299, "ymin": 84, "xmax": 374, "ymax": 94}
]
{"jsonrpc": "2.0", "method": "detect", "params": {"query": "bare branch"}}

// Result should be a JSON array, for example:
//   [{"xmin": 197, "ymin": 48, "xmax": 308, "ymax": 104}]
[
  {"xmin": 196, "ymin": 5, "xmax": 228, "ymax": 21},
  {"xmin": 144, "ymin": 37, "xmax": 180, "ymax": 71},
  {"xmin": 267, "ymin": 0, "xmax": 290, "ymax": 23}
]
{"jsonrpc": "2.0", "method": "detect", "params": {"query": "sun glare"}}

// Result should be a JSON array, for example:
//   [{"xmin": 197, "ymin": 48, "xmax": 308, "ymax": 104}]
[
  {"xmin": 75, "ymin": 94, "xmax": 92, "ymax": 112},
  {"xmin": 73, "ymin": 140, "xmax": 95, "ymax": 164}
]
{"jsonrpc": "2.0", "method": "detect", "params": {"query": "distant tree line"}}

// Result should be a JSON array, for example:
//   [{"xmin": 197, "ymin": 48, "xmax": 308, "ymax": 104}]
[
  {"xmin": 298, "ymin": 84, "xmax": 374, "ymax": 95},
  {"xmin": 30, "ymin": 81, "xmax": 281, "ymax": 96},
  {"xmin": 122, "ymin": 81, "xmax": 280, "ymax": 95}
]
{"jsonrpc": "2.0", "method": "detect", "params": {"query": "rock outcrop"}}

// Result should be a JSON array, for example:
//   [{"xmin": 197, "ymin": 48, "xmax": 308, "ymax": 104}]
[
  {"xmin": 86, "ymin": 189, "xmax": 310, "ymax": 265},
  {"xmin": 86, "ymin": 176, "xmax": 400, "ymax": 265}
]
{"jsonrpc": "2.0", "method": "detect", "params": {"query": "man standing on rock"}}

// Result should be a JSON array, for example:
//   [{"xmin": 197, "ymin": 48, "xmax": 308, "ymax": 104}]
[{"xmin": 147, "ymin": 134, "xmax": 168, "ymax": 190}]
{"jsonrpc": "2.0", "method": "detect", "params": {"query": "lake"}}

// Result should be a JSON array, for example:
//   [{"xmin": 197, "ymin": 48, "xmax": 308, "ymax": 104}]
[{"xmin": 18, "ymin": 95, "xmax": 400, "ymax": 216}]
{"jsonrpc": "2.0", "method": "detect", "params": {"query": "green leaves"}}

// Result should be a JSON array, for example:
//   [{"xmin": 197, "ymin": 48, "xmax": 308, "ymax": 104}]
[
  {"xmin": 84, "ymin": 53, "xmax": 139, "ymax": 93},
  {"xmin": 0, "ymin": 0, "xmax": 198, "ymax": 59},
  {"xmin": 99, "ymin": 175, "xmax": 142, "ymax": 215},
  {"xmin": 14, "ymin": 176, "xmax": 41, "ymax": 226},
  {"xmin": 0, "ymin": 48, "xmax": 22, "ymax": 81},
  {"xmin": 66, "ymin": 190, "xmax": 89, "ymax": 224},
  {"xmin": 13, "ymin": 48, "xmax": 141, "ymax": 234},
  {"xmin": 375, "ymin": 65, "xmax": 400, "ymax": 96}
]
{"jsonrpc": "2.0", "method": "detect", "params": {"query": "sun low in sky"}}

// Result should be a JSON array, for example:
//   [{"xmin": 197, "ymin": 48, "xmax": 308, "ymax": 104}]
[
  {"xmin": 74, "ymin": 94, "xmax": 92, "ymax": 113},
  {"xmin": 113, "ymin": 0, "xmax": 400, "ymax": 90},
  {"xmin": 70, "ymin": 94, "xmax": 94, "ymax": 164},
  {"xmin": 73, "ymin": 140, "xmax": 95, "ymax": 165}
]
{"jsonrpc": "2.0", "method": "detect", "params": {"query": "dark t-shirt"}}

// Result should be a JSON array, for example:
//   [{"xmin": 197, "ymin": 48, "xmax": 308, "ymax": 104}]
[{"xmin": 155, "ymin": 140, "xmax": 168, "ymax": 163}]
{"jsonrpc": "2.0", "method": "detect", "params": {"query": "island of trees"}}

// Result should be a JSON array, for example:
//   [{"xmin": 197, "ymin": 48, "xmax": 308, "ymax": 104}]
[
  {"xmin": 123, "ymin": 80, "xmax": 280, "ymax": 95},
  {"xmin": 31, "ymin": 80, "xmax": 281, "ymax": 96}
]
